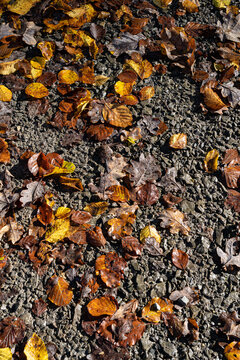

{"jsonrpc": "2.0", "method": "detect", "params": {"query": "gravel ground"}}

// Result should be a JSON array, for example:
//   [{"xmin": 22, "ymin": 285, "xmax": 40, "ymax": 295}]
[{"xmin": 0, "ymin": 0, "xmax": 240, "ymax": 359}]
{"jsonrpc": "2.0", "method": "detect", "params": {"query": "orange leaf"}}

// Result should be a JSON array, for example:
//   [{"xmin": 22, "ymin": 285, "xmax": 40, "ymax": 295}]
[
  {"xmin": 107, "ymin": 213, "xmax": 136, "ymax": 239},
  {"xmin": 224, "ymin": 342, "xmax": 240, "ymax": 360},
  {"xmin": 119, "ymin": 94, "xmax": 139, "ymax": 105},
  {"xmin": 58, "ymin": 176, "xmax": 83, "ymax": 191},
  {"xmin": 87, "ymin": 296, "xmax": 118, "ymax": 316},
  {"xmin": 172, "ymin": 248, "xmax": 189, "ymax": 269},
  {"xmin": 125, "ymin": 59, "xmax": 153, "ymax": 79},
  {"xmin": 169, "ymin": 133, "xmax": 187, "ymax": 149},
  {"xmin": 25, "ymin": 83, "xmax": 49, "ymax": 98},
  {"xmin": 102, "ymin": 103, "xmax": 132, "ymax": 128},
  {"xmin": 106, "ymin": 185, "xmax": 130, "ymax": 202},
  {"xmin": 0, "ymin": 248, "xmax": 7, "ymax": 269},
  {"xmin": 142, "ymin": 298, "xmax": 174, "ymax": 323},
  {"xmin": 58, "ymin": 100, "xmax": 74, "ymax": 113},
  {"xmin": 86, "ymin": 124, "xmax": 113, "ymax": 141},
  {"xmin": 37, "ymin": 41, "xmax": 55, "ymax": 61},
  {"xmin": 95, "ymin": 252, "xmax": 127, "ymax": 288},
  {"xmin": 58, "ymin": 69, "xmax": 79, "ymax": 84},
  {"xmin": 181, "ymin": 0, "xmax": 199, "ymax": 13},
  {"xmin": 0, "ymin": 138, "xmax": 10, "ymax": 163},
  {"xmin": 37, "ymin": 203, "xmax": 54, "ymax": 226},
  {"xmin": 138, "ymin": 86, "xmax": 155, "ymax": 101},
  {"xmin": 47, "ymin": 275, "xmax": 73, "ymax": 306},
  {"xmin": 203, "ymin": 88, "xmax": 228, "ymax": 113},
  {"xmin": 117, "ymin": 69, "xmax": 138, "ymax": 83}
]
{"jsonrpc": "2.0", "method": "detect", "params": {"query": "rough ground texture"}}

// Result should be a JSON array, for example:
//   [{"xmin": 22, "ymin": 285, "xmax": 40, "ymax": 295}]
[{"xmin": 0, "ymin": 0, "xmax": 240, "ymax": 359}]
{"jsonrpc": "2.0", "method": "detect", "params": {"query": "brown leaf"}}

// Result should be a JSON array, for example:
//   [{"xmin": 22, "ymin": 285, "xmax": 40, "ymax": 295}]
[
  {"xmin": 80, "ymin": 270, "xmax": 99, "ymax": 298},
  {"xmin": 90, "ymin": 23, "xmax": 105, "ymax": 41},
  {"xmin": 219, "ymin": 311, "xmax": 240, "ymax": 340},
  {"xmin": 32, "ymin": 298, "xmax": 47, "ymax": 317},
  {"xmin": 86, "ymin": 124, "xmax": 114, "ymax": 141},
  {"xmin": 217, "ymin": 238, "xmax": 240, "ymax": 271},
  {"xmin": 107, "ymin": 213, "xmax": 136, "ymax": 239},
  {"xmin": 111, "ymin": 299, "xmax": 139, "ymax": 320},
  {"xmin": 70, "ymin": 210, "xmax": 92, "ymax": 225},
  {"xmin": 121, "ymin": 236, "xmax": 143, "ymax": 260},
  {"xmin": 172, "ymin": 248, "xmax": 189, "ymax": 269},
  {"xmin": 87, "ymin": 296, "xmax": 118, "ymax": 317},
  {"xmin": 162, "ymin": 193, "xmax": 182, "ymax": 207},
  {"xmin": 0, "ymin": 317, "xmax": 25, "ymax": 347},
  {"xmin": 37, "ymin": 202, "xmax": 54, "ymax": 226},
  {"xmin": 202, "ymin": 88, "xmax": 228, "ymax": 114},
  {"xmin": 169, "ymin": 133, "xmax": 187, "ymax": 149},
  {"xmin": 169, "ymin": 287, "xmax": 199, "ymax": 305},
  {"xmin": 117, "ymin": 69, "xmax": 138, "ymax": 83},
  {"xmin": 102, "ymin": 103, "xmax": 133, "ymax": 128},
  {"xmin": 58, "ymin": 176, "xmax": 83, "ymax": 191},
  {"xmin": 87, "ymin": 226, "xmax": 106, "ymax": 247},
  {"xmin": 225, "ymin": 190, "xmax": 240, "ymax": 213},
  {"xmin": 126, "ymin": 153, "xmax": 161, "ymax": 187},
  {"xmin": 95, "ymin": 252, "xmax": 127, "ymax": 288},
  {"xmin": 136, "ymin": 182, "xmax": 159, "ymax": 206},
  {"xmin": 20, "ymin": 181, "xmax": 45, "ymax": 206},
  {"xmin": 159, "ymin": 208, "xmax": 190, "ymax": 235}
]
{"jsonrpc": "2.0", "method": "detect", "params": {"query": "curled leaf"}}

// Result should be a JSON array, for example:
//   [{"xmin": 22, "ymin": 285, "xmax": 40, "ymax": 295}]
[
  {"xmin": 169, "ymin": 133, "xmax": 187, "ymax": 149},
  {"xmin": 203, "ymin": 149, "xmax": 219, "ymax": 173}
]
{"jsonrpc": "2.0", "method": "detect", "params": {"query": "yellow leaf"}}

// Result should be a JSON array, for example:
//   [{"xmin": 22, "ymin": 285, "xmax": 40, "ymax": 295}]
[
  {"xmin": 224, "ymin": 342, "xmax": 240, "ymax": 360},
  {"xmin": 37, "ymin": 41, "xmax": 55, "ymax": 61},
  {"xmin": 25, "ymin": 83, "xmax": 49, "ymax": 98},
  {"xmin": 93, "ymin": 75, "xmax": 109, "ymax": 86},
  {"xmin": 43, "ymin": 161, "xmax": 75, "ymax": 177},
  {"xmin": 125, "ymin": 59, "xmax": 153, "ymax": 79},
  {"xmin": 213, "ymin": 0, "xmax": 231, "ymax": 8},
  {"xmin": 58, "ymin": 69, "xmax": 79, "ymax": 84},
  {"xmin": 55, "ymin": 207, "xmax": 71, "ymax": 219},
  {"xmin": 169, "ymin": 133, "xmax": 187, "ymax": 149},
  {"xmin": 45, "ymin": 218, "xmax": 70, "ymax": 243},
  {"xmin": 181, "ymin": 0, "xmax": 199, "ymax": 12},
  {"xmin": 84, "ymin": 202, "xmax": 109, "ymax": 216},
  {"xmin": 142, "ymin": 298, "xmax": 173, "ymax": 323},
  {"xmin": 30, "ymin": 57, "xmax": 46, "ymax": 70},
  {"xmin": 203, "ymin": 149, "xmax": 219, "ymax": 173},
  {"xmin": 140, "ymin": 225, "xmax": 161, "ymax": 244},
  {"xmin": 0, "ymin": 59, "xmax": 20, "ymax": 75},
  {"xmin": 8, "ymin": 0, "xmax": 42, "ymax": 15},
  {"xmin": 0, "ymin": 348, "xmax": 12, "ymax": 360},
  {"xmin": 66, "ymin": 4, "xmax": 97, "ymax": 21},
  {"xmin": 24, "ymin": 333, "xmax": 48, "ymax": 360},
  {"xmin": 0, "ymin": 85, "xmax": 12, "ymax": 102},
  {"xmin": 114, "ymin": 81, "xmax": 133, "ymax": 96},
  {"xmin": 48, "ymin": 276, "xmax": 73, "ymax": 306}
]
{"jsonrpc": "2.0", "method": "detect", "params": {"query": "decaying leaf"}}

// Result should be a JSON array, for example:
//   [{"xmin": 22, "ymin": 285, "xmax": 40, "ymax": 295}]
[
  {"xmin": 47, "ymin": 275, "xmax": 73, "ymax": 306},
  {"xmin": 121, "ymin": 236, "xmax": 143, "ymax": 259},
  {"xmin": 107, "ymin": 32, "xmax": 146, "ymax": 57},
  {"xmin": 0, "ymin": 317, "xmax": 25, "ymax": 348},
  {"xmin": 219, "ymin": 311, "xmax": 240, "ymax": 340},
  {"xmin": 203, "ymin": 149, "xmax": 219, "ymax": 173},
  {"xmin": 217, "ymin": 238, "xmax": 240, "ymax": 270},
  {"xmin": 32, "ymin": 299, "xmax": 47, "ymax": 317},
  {"xmin": 20, "ymin": 181, "xmax": 45, "ymax": 206},
  {"xmin": 153, "ymin": 0, "xmax": 173, "ymax": 8},
  {"xmin": 222, "ymin": 149, "xmax": 240, "ymax": 188},
  {"xmin": 169, "ymin": 287, "xmax": 199, "ymax": 306},
  {"xmin": 84, "ymin": 202, "xmax": 109, "ymax": 216},
  {"xmin": 171, "ymin": 248, "xmax": 189, "ymax": 270},
  {"xmin": 225, "ymin": 190, "xmax": 240, "ymax": 212},
  {"xmin": 169, "ymin": 133, "xmax": 187, "ymax": 149},
  {"xmin": 217, "ymin": 12, "xmax": 240, "ymax": 43},
  {"xmin": 159, "ymin": 167, "xmax": 184, "ymax": 193},
  {"xmin": 0, "ymin": 139, "xmax": 10, "ymax": 163},
  {"xmin": 218, "ymin": 82, "xmax": 240, "ymax": 108},
  {"xmin": 106, "ymin": 185, "xmax": 130, "ymax": 202},
  {"xmin": 138, "ymin": 86, "xmax": 155, "ymax": 101},
  {"xmin": 126, "ymin": 153, "xmax": 161, "ymax": 187},
  {"xmin": 87, "ymin": 226, "xmax": 106, "ymax": 247},
  {"xmin": 125, "ymin": 59, "xmax": 153, "ymax": 80},
  {"xmin": 159, "ymin": 208, "xmax": 190, "ymax": 235},
  {"xmin": 24, "ymin": 333, "xmax": 48, "ymax": 360},
  {"xmin": 95, "ymin": 252, "xmax": 127, "ymax": 288},
  {"xmin": 87, "ymin": 296, "xmax": 118, "ymax": 317},
  {"xmin": 45, "ymin": 217, "xmax": 70, "ymax": 243},
  {"xmin": 142, "ymin": 298, "xmax": 173, "ymax": 323},
  {"xmin": 107, "ymin": 213, "xmax": 136, "ymax": 239},
  {"xmin": 136, "ymin": 182, "xmax": 159, "ymax": 206},
  {"xmin": 202, "ymin": 88, "xmax": 228, "ymax": 114},
  {"xmin": 7, "ymin": 0, "xmax": 42, "ymax": 15}
]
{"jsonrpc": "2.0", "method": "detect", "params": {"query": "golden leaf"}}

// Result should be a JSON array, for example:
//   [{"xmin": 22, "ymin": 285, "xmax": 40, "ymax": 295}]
[
  {"xmin": 24, "ymin": 333, "xmax": 48, "ymax": 360},
  {"xmin": 93, "ymin": 75, "xmax": 110, "ymax": 86},
  {"xmin": 58, "ymin": 176, "xmax": 83, "ymax": 191},
  {"xmin": 58, "ymin": 69, "xmax": 79, "ymax": 84},
  {"xmin": 181, "ymin": 0, "xmax": 199, "ymax": 12},
  {"xmin": 84, "ymin": 202, "xmax": 109, "ymax": 216},
  {"xmin": 224, "ymin": 342, "xmax": 240, "ymax": 360},
  {"xmin": 203, "ymin": 88, "xmax": 228, "ymax": 113},
  {"xmin": 87, "ymin": 296, "xmax": 118, "ymax": 317},
  {"xmin": 140, "ymin": 225, "xmax": 161, "ymax": 244},
  {"xmin": 25, "ymin": 83, "xmax": 49, "ymax": 98},
  {"xmin": 45, "ymin": 218, "xmax": 70, "ymax": 243},
  {"xmin": 203, "ymin": 149, "xmax": 219, "ymax": 173},
  {"xmin": 8, "ymin": 0, "xmax": 42, "ymax": 15},
  {"xmin": 153, "ymin": 0, "xmax": 173, "ymax": 8},
  {"xmin": 138, "ymin": 86, "xmax": 155, "ymax": 101},
  {"xmin": 66, "ymin": 4, "xmax": 97, "ymax": 22},
  {"xmin": 125, "ymin": 59, "xmax": 153, "ymax": 79},
  {"xmin": 114, "ymin": 81, "xmax": 133, "ymax": 96},
  {"xmin": 55, "ymin": 206, "xmax": 71, "ymax": 219},
  {"xmin": 37, "ymin": 41, "xmax": 55, "ymax": 61},
  {"xmin": 0, "ymin": 138, "xmax": 10, "ymax": 163},
  {"xmin": 107, "ymin": 185, "xmax": 130, "ymax": 202},
  {"xmin": 102, "ymin": 103, "xmax": 133, "ymax": 128},
  {"xmin": 0, "ymin": 59, "xmax": 20, "ymax": 75},
  {"xmin": 0, "ymin": 348, "xmax": 12, "ymax": 360},
  {"xmin": 169, "ymin": 133, "xmax": 187, "ymax": 149},
  {"xmin": 48, "ymin": 276, "xmax": 73, "ymax": 306},
  {"xmin": 142, "ymin": 298, "xmax": 173, "ymax": 323},
  {"xmin": 43, "ymin": 161, "xmax": 75, "ymax": 177},
  {"xmin": 213, "ymin": 0, "xmax": 231, "ymax": 8},
  {"xmin": 0, "ymin": 86, "xmax": 12, "ymax": 102}
]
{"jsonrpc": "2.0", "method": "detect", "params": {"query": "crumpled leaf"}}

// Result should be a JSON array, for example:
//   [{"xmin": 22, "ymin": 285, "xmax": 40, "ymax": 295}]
[
  {"xmin": 203, "ymin": 149, "xmax": 219, "ymax": 173},
  {"xmin": 138, "ymin": 86, "xmax": 155, "ymax": 100},
  {"xmin": 126, "ymin": 153, "xmax": 161, "ymax": 187},
  {"xmin": 142, "ymin": 298, "xmax": 173, "ymax": 323},
  {"xmin": 107, "ymin": 32, "xmax": 146, "ymax": 57},
  {"xmin": 7, "ymin": 220, "xmax": 24, "ymax": 244},
  {"xmin": 84, "ymin": 202, "xmax": 109, "ymax": 216},
  {"xmin": 213, "ymin": 0, "xmax": 231, "ymax": 8},
  {"xmin": 24, "ymin": 333, "xmax": 48, "ymax": 360},
  {"xmin": 169, "ymin": 133, "xmax": 187, "ymax": 149},
  {"xmin": 95, "ymin": 252, "xmax": 127, "ymax": 288},
  {"xmin": 159, "ymin": 208, "xmax": 190, "ymax": 235},
  {"xmin": 202, "ymin": 88, "xmax": 228, "ymax": 114},
  {"xmin": 106, "ymin": 185, "xmax": 130, "ymax": 202},
  {"xmin": 217, "ymin": 238, "xmax": 240, "ymax": 270},
  {"xmin": 47, "ymin": 275, "xmax": 73, "ymax": 306},
  {"xmin": 217, "ymin": 12, "xmax": 240, "ymax": 43},
  {"xmin": 218, "ymin": 81, "xmax": 240, "ymax": 108},
  {"xmin": 224, "ymin": 341, "xmax": 240, "ymax": 360},
  {"xmin": 153, "ymin": 0, "xmax": 173, "ymax": 8},
  {"xmin": 107, "ymin": 213, "xmax": 136, "ymax": 239},
  {"xmin": 0, "ymin": 317, "xmax": 25, "ymax": 348},
  {"xmin": 0, "ymin": 190, "xmax": 19, "ymax": 217},
  {"xmin": 87, "ymin": 296, "xmax": 118, "ymax": 317},
  {"xmin": 220, "ymin": 311, "xmax": 240, "ymax": 340},
  {"xmin": 0, "ymin": 86, "xmax": 12, "ymax": 102},
  {"xmin": 20, "ymin": 181, "xmax": 45, "ymax": 206},
  {"xmin": 121, "ymin": 236, "xmax": 143, "ymax": 260},
  {"xmin": 162, "ymin": 313, "xmax": 199, "ymax": 341}
]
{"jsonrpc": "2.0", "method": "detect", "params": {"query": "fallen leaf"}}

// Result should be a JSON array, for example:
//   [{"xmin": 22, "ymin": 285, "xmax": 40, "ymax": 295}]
[
  {"xmin": 45, "ymin": 217, "xmax": 70, "ymax": 243},
  {"xmin": 107, "ymin": 32, "xmax": 146, "ymax": 57},
  {"xmin": 32, "ymin": 299, "xmax": 47, "ymax": 317},
  {"xmin": 140, "ymin": 225, "xmax": 161, "ymax": 244},
  {"xmin": 0, "ymin": 86, "xmax": 12, "ymax": 102},
  {"xmin": 153, "ymin": 0, "xmax": 173, "ymax": 8},
  {"xmin": 87, "ymin": 296, "xmax": 118, "ymax": 317},
  {"xmin": 172, "ymin": 248, "xmax": 189, "ymax": 269},
  {"xmin": 95, "ymin": 252, "xmax": 127, "ymax": 288},
  {"xmin": 159, "ymin": 208, "xmax": 190, "ymax": 235},
  {"xmin": 159, "ymin": 167, "xmax": 184, "ymax": 193},
  {"xmin": 202, "ymin": 88, "xmax": 228, "ymax": 113},
  {"xmin": 126, "ymin": 153, "xmax": 161, "ymax": 187},
  {"xmin": 217, "ymin": 12, "xmax": 240, "ymax": 43},
  {"xmin": 136, "ymin": 182, "xmax": 159, "ymax": 206},
  {"xmin": 0, "ymin": 348, "xmax": 12, "ymax": 360},
  {"xmin": 121, "ymin": 236, "xmax": 143, "ymax": 259},
  {"xmin": 138, "ymin": 86, "xmax": 155, "ymax": 101},
  {"xmin": 7, "ymin": 0, "xmax": 42, "ymax": 15},
  {"xmin": 0, "ymin": 248, "xmax": 7, "ymax": 269},
  {"xmin": 125, "ymin": 59, "xmax": 153, "ymax": 79},
  {"xmin": 58, "ymin": 176, "xmax": 83, "ymax": 191},
  {"xmin": 162, "ymin": 193, "xmax": 183, "ymax": 207},
  {"xmin": 102, "ymin": 103, "xmax": 133, "ymax": 128},
  {"xmin": 0, "ymin": 317, "xmax": 25, "ymax": 347},
  {"xmin": 219, "ymin": 311, "xmax": 240, "ymax": 340},
  {"xmin": 217, "ymin": 238, "xmax": 240, "ymax": 270},
  {"xmin": 58, "ymin": 69, "xmax": 79, "ymax": 84},
  {"xmin": 25, "ymin": 83, "xmax": 49, "ymax": 98},
  {"xmin": 37, "ymin": 202, "xmax": 54, "ymax": 226},
  {"xmin": 47, "ymin": 275, "xmax": 73, "ymax": 306},
  {"xmin": 0, "ymin": 139, "xmax": 10, "ymax": 163},
  {"xmin": 224, "ymin": 341, "xmax": 240, "ymax": 360},
  {"xmin": 213, "ymin": 0, "xmax": 231, "ymax": 8},
  {"xmin": 24, "ymin": 333, "xmax": 48, "ymax": 360},
  {"xmin": 106, "ymin": 185, "xmax": 130, "ymax": 202},
  {"xmin": 218, "ymin": 82, "xmax": 240, "ymax": 107},
  {"xmin": 107, "ymin": 213, "xmax": 136, "ymax": 239},
  {"xmin": 169, "ymin": 287, "xmax": 199, "ymax": 305},
  {"xmin": 20, "ymin": 181, "xmax": 45, "ymax": 206},
  {"xmin": 87, "ymin": 226, "xmax": 106, "ymax": 247},
  {"xmin": 114, "ymin": 81, "xmax": 133, "ymax": 96},
  {"xmin": 118, "ymin": 70, "xmax": 138, "ymax": 83},
  {"xmin": 203, "ymin": 149, "xmax": 219, "ymax": 173},
  {"xmin": 169, "ymin": 133, "xmax": 187, "ymax": 149},
  {"xmin": 142, "ymin": 298, "xmax": 173, "ymax": 323},
  {"xmin": 225, "ymin": 190, "xmax": 240, "ymax": 212},
  {"xmin": 84, "ymin": 202, "xmax": 109, "ymax": 216}
]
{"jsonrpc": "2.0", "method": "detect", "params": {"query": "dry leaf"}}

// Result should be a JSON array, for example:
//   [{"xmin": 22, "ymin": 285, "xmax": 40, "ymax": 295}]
[
  {"xmin": 169, "ymin": 133, "xmax": 187, "ymax": 149},
  {"xmin": 224, "ymin": 342, "xmax": 240, "ymax": 360},
  {"xmin": 169, "ymin": 287, "xmax": 199, "ymax": 305},
  {"xmin": 225, "ymin": 190, "xmax": 240, "ymax": 212},
  {"xmin": 0, "ymin": 139, "xmax": 10, "ymax": 163},
  {"xmin": 95, "ymin": 252, "xmax": 127, "ymax": 288},
  {"xmin": 219, "ymin": 311, "xmax": 240, "ymax": 340},
  {"xmin": 47, "ymin": 275, "xmax": 73, "ymax": 306},
  {"xmin": 159, "ymin": 208, "xmax": 190, "ymax": 235},
  {"xmin": 136, "ymin": 182, "xmax": 159, "ymax": 206},
  {"xmin": 25, "ymin": 83, "xmax": 49, "ymax": 98},
  {"xmin": 0, "ymin": 348, "xmax": 12, "ymax": 360},
  {"xmin": 114, "ymin": 81, "xmax": 133, "ymax": 96},
  {"xmin": 0, "ymin": 86, "xmax": 12, "ymax": 102},
  {"xmin": 125, "ymin": 59, "xmax": 153, "ymax": 79},
  {"xmin": 102, "ymin": 103, "xmax": 133, "ymax": 128},
  {"xmin": 140, "ymin": 225, "xmax": 161, "ymax": 244},
  {"xmin": 87, "ymin": 296, "xmax": 118, "ymax": 317},
  {"xmin": 203, "ymin": 149, "xmax": 219, "ymax": 173},
  {"xmin": 8, "ymin": 0, "xmax": 41, "ymax": 15},
  {"xmin": 121, "ymin": 236, "xmax": 143, "ymax": 259},
  {"xmin": 172, "ymin": 248, "xmax": 189, "ymax": 269},
  {"xmin": 84, "ymin": 202, "xmax": 109, "ymax": 216},
  {"xmin": 106, "ymin": 185, "xmax": 130, "ymax": 202},
  {"xmin": 202, "ymin": 88, "xmax": 228, "ymax": 113},
  {"xmin": 142, "ymin": 298, "xmax": 173, "ymax": 323},
  {"xmin": 217, "ymin": 238, "xmax": 240, "ymax": 270},
  {"xmin": 24, "ymin": 333, "xmax": 48, "ymax": 360},
  {"xmin": 126, "ymin": 153, "xmax": 161, "ymax": 187},
  {"xmin": 58, "ymin": 69, "xmax": 79, "ymax": 84},
  {"xmin": 0, "ymin": 317, "xmax": 25, "ymax": 348},
  {"xmin": 58, "ymin": 176, "xmax": 83, "ymax": 191},
  {"xmin": 153, "ymin": 0, "xmax": 173, "ymax": 8}
]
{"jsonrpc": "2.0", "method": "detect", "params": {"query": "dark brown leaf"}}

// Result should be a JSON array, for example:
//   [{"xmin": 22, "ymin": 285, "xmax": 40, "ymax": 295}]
[
  {"xmin": 172, "ymin": 248, "xmax": 189, "ymax": 269},
  {"xmin": 136, "ymin": 182, "xmax": 159, "ymax": 206}
]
